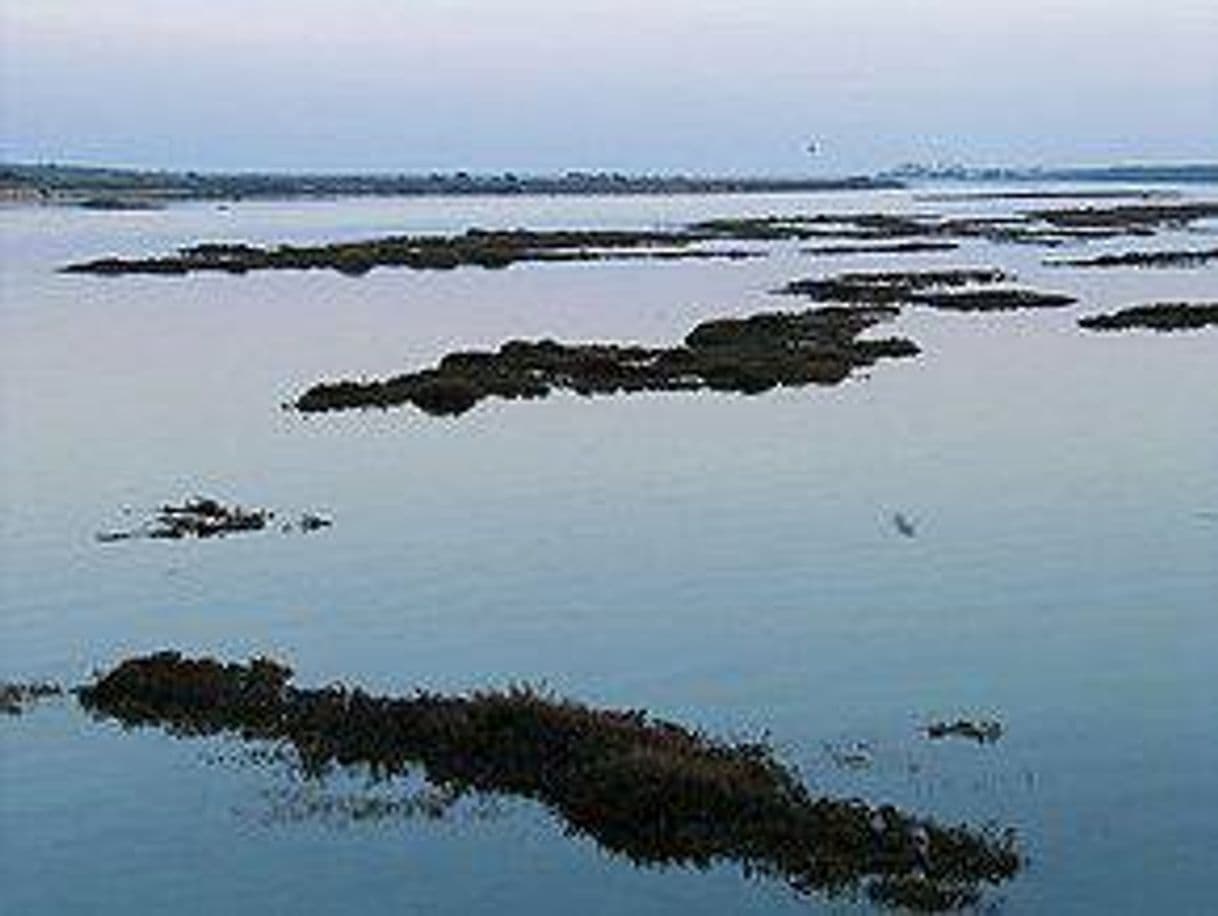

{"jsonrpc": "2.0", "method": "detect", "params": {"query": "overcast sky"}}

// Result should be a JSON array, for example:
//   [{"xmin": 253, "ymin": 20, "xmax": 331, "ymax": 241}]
[{"xmin": 2, "ymin": 0, "xmax": 1215, "ymax": 173}]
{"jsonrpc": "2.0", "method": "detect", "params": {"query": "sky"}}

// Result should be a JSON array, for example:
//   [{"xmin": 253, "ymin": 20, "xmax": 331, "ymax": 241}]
[{"xmin": 2, "ymin": 0, "xmax": 1215, "ymax": 174}]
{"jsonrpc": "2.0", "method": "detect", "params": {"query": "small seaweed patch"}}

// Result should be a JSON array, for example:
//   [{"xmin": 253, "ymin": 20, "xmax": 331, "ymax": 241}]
[
  {"xmin": 1, "ymin": 681, "xmax": 63, "ymax": 715},
  {"xmin": 294, "ymin": 307, "xmax": 920, "ymax": 416},
  {"xmin": 1027, "ymin": 201, "xmax": 1218, "ymax": 234},
  {"xmin": 1046, "ymin": 246, "xmax": 1218, "ymax": 269},
  {"xmin": 926, "ymin": 720, "xmax": 1003, "ymax": 744},
  {"xmin": 910, "ymin": 289, "xmax": 1077, "ymax": 312},
  {"xmin": 688, "ymin": 213, "xmax": 942, "ymax": 242},
  {"xmin": 1077, "ymin": 303, "xmax": 1218, "ymax": 332},
  {"xmin": 802, "ymin": 241, "xmax": 961, "ymax": 256},
  {"xmin": 95, "ymin": 497, "xmax": 332, "ymax": 542},
  {"xmin": 77, "ymin": 652, "xmax": 1021, "ymax": 911},
  {"xmin": 779, "ymin": 268, "xmax": 1010, "ymax": 304}
]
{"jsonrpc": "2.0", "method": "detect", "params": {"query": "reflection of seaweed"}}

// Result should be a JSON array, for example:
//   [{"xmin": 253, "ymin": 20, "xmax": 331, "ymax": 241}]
[
  {"xmin": 200, "ymin": 741, "xmax": 511, "ymax": 828},
  {"xmin": 79, "ymin": 652, "xmax": 1020, "ymax": 911},
  {"xmin": 258, "ymin": 779, "xmax": 461, "ymax": 827},
  {"xmin": 823, "ymin": 740, "xmax": 874, "ymax": 770}
]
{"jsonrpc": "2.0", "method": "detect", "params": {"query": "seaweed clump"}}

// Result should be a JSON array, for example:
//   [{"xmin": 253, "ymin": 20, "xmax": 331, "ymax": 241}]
[
  {"xmin": 777, "ymin": 268, "xmax": 1077, "ymax": 312},
  {"xmin": 1077, "ymin": 303, "xmax": 1218, "ymax": 332},
  {"xmin": 149, "ymin": 497, "xmax": 270, "ymax": 538},
  {"xmin": 926, "ymin": 720, "xmax": 1003, "ymax": 744},
  {"xmin": 60, "ymin": 229, "xmax": 756, "ymax": 276},
  {"xmin": 94, "ymin": 497, "xmax": 270, "ymax": 541},
  {"xmin": 96, "ymin": 498, "xmax": 333, "ymax": 542},
  {"xmin": 294, "ymin": 306, "xmax": 920, "ymax": 416},
  {"xmin": 1028, "ymin": 201, "xmax": 1218, "ymax": 235},
  {"xmin": 910, "ymin": 289, "xmax": 1077, "ymax": 312},
  {"xmin": 1, "ymin": 681, "xmax": 63, "ymax": 715},
  {"xmin": 779, "ymin": 268, "xmax": 1010, "ymax": 303},
  {"xmin": 78, "ymin": 652, "xmax": 1021, "ymax": 911},
  {"xmin": 803, "ymin": 241, "xmax": 961, "ymax": 256},
  {"xmin": 1046, "ymin": 246, "xmax": 1218, "ymax": 269}
]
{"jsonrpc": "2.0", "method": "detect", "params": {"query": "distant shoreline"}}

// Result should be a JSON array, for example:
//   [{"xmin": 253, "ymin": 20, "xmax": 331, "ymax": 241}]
[
  {"xmin": 5, "ymin": 161, "xmax": 1215, "ymax": 208},
  {"xmin": 0, "ymin": 164, "xmax": 900, "ymax": 206}
]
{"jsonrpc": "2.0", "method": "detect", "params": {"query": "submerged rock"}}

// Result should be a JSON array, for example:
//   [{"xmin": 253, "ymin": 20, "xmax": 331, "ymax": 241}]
[
  {"xmin": 1078, "ymin": 302, "xmax": 1218, "ymax": 332},
  {"xmin": 78, "ymin": 652, "xmax": 1022, "ymax": 911},
  {"xmin": 294, "ymin": 306, "xmax": 920, "ymax": 416}
]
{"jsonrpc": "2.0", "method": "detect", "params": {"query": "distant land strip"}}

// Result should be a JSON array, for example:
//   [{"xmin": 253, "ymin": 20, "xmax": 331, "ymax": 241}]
[{"xmin": 0, "ymin": 163, "xmax": 899, "ymax": 204}]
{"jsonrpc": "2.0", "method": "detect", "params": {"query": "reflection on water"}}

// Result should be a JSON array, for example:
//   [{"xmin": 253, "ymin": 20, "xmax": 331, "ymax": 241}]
[{"xmin": 2, "ymin": 185, "xmax": 1217, "ymax": 914}]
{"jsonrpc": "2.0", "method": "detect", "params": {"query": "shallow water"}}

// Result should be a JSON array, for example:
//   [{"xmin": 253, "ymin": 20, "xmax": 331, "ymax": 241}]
[{"xmin": 2, "ymin": 186, "xmax": 1216, "ymax": 914}]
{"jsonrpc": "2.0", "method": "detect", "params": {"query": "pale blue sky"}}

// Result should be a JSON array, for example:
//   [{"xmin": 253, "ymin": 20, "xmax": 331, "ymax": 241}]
[{"xmin": 2, "ymin": 0, "xmax": 1215, "ymax": 173}]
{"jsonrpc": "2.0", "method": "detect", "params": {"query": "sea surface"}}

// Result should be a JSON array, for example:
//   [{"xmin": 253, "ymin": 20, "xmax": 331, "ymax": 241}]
[{"xmin": 2, "ymin": 186, "xmax": 1216, "ymax": 914}]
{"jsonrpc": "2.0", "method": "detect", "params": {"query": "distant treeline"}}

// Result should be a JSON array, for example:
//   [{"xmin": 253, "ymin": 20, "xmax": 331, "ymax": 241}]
[
  {"xmin": 0, "ymin": 163, "xmax": 899, "ymax": 202},
  {"xmin": 883, "ymin": 162, "xmax": 1218, "ymax": 184}
]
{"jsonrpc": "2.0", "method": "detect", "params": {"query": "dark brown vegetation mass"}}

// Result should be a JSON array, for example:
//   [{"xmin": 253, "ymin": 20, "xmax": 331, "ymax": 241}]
[
  {"xmin": 692, "ymin": 202, "xmax": 1218, "ymax": 247},
  {"xmin": 778, "ymin": 268, "xmax": 1077, "ymax": 312},
  {"xmin": 1046, "ymin": 246, "xmax": 1218, "ymax": 269},
  {"xmin": 294, "ymin": 307, "xmax": 918, "ymax": 416},
  {"xmin": 95, "ymin": 497, "xmax": 270, "ymax": 541},
  {"xmin": 910, "ymin": 289, "xmax": 1077, "ymax": 312},
  {"xmin": 95, "ymin": 497, "xmax": 332, "ymax": 542},
  {"xmin": 1027, "ymin": 201, "xmax": 1218, "ymax": 234},
  {"xmin": 802, "ymin": 241, "xmax": 961, "ymax": 256},
  {"xmin": 77, "ymin": 652, "xmax": 1021, "ymax": 910},
  {"xmin": 1077, "ymin": 303, "xmax": 1218, "ymax": 332},
  {"xmin": 926, "ymin": 720, "xmax": 1003, "ymax": 744},
  {"xmin": 60, "ymin": 201, "xmax": 1218, "ymax": 276},
  {"xmin": 61, "ymin": 230, "xmax": 760, "ymax": 276},
  {"xmin": 778, "ymin": 268, "xmax": 1010, "ymax": 303}
]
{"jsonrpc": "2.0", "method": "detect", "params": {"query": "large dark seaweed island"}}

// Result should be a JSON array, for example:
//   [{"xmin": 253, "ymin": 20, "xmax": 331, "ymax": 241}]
[
  {"xmin": 77, "ymin": 652, "xmax": 1020, "ymax": 911},
  {"xmin": 295, "ymin": 307, "xmax": 919, "ymax": 415}
]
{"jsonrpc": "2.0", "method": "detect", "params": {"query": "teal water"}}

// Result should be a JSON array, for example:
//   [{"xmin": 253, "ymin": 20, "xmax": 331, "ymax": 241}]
[{"xmin": 2, "ymin": 188, "xmax": 1216, "ymax": 914}]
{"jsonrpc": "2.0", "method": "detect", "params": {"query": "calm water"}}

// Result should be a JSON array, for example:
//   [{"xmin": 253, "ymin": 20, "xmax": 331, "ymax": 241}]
[{"xmin": 2, "ymin": 187, "xmax": 1216, "ymax": 914}]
